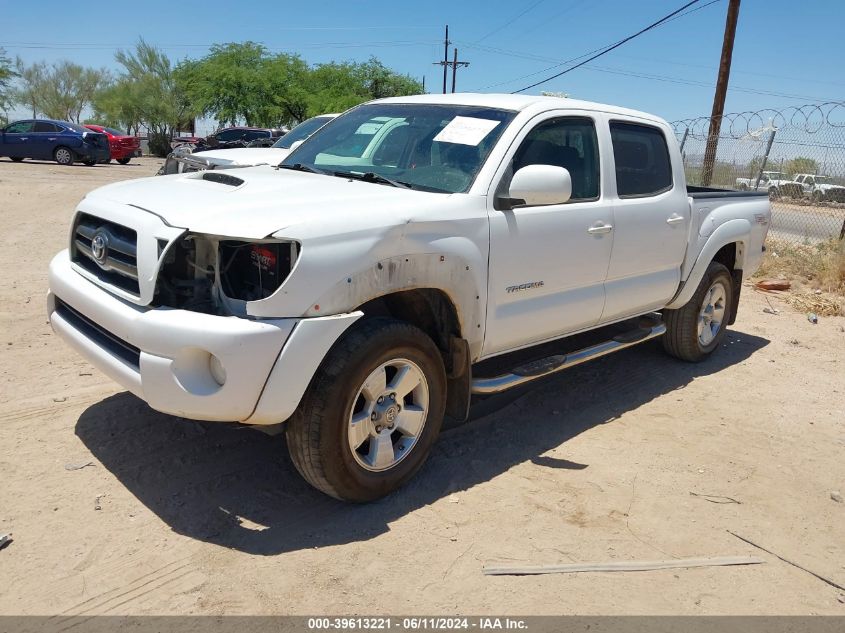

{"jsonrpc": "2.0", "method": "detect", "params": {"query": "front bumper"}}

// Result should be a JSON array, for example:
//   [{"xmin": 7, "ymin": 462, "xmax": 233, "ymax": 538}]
[{"xmin": 48, "ymin": 252, "xmax": 360, "ymax": 424}]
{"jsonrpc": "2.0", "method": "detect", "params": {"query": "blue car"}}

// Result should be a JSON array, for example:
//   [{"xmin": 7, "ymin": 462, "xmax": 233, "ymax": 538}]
[{"xmin": 0, "ymin": 119, "xmax": 111, "ymax": 166}]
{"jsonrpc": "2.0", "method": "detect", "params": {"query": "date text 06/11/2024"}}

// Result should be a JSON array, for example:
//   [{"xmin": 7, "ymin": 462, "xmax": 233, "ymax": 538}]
[{"xmin": 306, "ymin": 617, "xmax": 528, "ymax": 630}]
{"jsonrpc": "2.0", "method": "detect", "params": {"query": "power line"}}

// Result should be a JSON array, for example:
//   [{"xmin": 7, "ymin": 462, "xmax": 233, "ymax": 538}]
[
  {"xmin": 512, "ymin": 0, "xmax": 707, "ymax": 93},
  {"xmin": 475, "ymin": 0, "xmax": 547, "ymax": 43}
]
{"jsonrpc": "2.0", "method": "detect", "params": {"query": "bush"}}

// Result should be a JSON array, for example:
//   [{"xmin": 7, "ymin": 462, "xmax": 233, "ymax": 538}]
[{"xmin": 147, "ymin": 131, "xmax": 172, "ymax": 157}]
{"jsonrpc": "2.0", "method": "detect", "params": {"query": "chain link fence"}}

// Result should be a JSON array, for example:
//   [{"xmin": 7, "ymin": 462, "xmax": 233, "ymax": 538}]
[{"xmin": 671, "ymin": 102, "xmax": 845, "ymax": 244}]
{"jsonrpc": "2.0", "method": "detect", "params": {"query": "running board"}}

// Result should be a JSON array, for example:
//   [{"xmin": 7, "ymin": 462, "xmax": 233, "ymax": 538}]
[{"xmin": 471, "ymin": 322, "xmax": 667, "ymax": 395}]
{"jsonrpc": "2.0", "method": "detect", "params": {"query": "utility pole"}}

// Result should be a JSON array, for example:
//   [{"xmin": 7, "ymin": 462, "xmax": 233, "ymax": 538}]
[
  {"xmin": 443, "ymin": 25, "xmax": 450, "ymax": 94},
  {"xmin": 701, "ymin": 0, "xmax": 741, "ymax": 186},
  {"xmin": 451, "ymin": 48, "xmax": 469, "ymax": 93},
  {"xmin": 433, "ymin": 26, "xmax": 469, "ymax": 94}
]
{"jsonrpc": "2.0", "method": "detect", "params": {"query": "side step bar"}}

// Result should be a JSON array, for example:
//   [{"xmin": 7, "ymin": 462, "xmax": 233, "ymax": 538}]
[{"xmin": 471, "ymin": 322, "xmax": 667, "ymax": 395}]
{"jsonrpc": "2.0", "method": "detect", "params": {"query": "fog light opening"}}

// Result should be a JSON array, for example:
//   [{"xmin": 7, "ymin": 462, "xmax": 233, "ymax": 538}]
[{"xmin": 209, "ymin": 354, "xmax": 227, "ymax": 386}]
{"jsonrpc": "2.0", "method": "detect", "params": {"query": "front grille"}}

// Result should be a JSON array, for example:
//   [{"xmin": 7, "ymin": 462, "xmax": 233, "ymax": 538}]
[
  {"xmin": 71, "ymin": 213, "xmax": 140, "ymax": 295},
  {"xmin": 55, "ymin": 298, "xmax": 140, "ymax": 369}
]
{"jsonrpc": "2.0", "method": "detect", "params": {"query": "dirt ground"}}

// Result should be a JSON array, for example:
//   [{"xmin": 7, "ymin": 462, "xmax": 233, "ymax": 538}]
[{"xmin": 0, "ymin": 157, "xmax": 843, "ymax": 615}]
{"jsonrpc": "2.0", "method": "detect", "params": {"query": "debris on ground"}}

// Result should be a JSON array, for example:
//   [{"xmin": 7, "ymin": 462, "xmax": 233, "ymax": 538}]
[
  {"xmin": 785, "ymin": 292, "xmax": 843, "ymax": 317},
  {"xmin": 831, "ymin": 491, "xmax": 843, "ymax": 503},
  {"xmin": 763, "ymin": 307, "xmax": 780, "ymax": 315},
  {"xmin": 808, "ymin": 313, "xmax": 819, "ymax": 324},
  {"xmin": 755, "ymin": 279, "xmax": 791, "ymax": 291},
  {"xmin": 482, "ymin": 556, "xmax": 764, "ymax": 576},
  {"xmin": 52, "ymin": 397, "xmax": 67, "ymax": 403},
  {"xmin": 94, "ymin": 494, "xmax": 105, "ymax": 511},
  {"xmin": 0, "ymin": 533, "xmax": 11, "ymax": 551},
  {"xmin": 690, "ymin": 491, "xmax": 742, "ymax": 504},
  {"xmin": 64, "ymin": 461, "xmax": 94, "ymax": 471},
  {"xmin": 728, "ymin": 530, "xmax": 845, "ymax": 591}
]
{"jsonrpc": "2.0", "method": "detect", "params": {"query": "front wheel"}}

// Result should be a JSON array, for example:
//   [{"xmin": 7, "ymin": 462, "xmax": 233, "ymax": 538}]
[
  {"xmin": 286, "ymin": 317, "xmax": 446, "ymax": 502},
  {"xmin": 663, "ymin": 262, "xmax": 734, "ymax": 362},
  {"xmin": 117, "ymin": 157, "xmax": 131, "ymax": 165},
  {"xmin": 82, "ymin": 158, "xmax": 96, "ymax": 166}
]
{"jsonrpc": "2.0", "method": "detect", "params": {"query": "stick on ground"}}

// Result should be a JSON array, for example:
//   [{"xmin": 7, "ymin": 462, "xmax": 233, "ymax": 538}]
[
  {"xmin": 727, "ymin": 530, "xmax": 845, "ymax": 591},
  {"xmin": 482, "ymin": 555, "xmax": 764, "ymax": 576}
]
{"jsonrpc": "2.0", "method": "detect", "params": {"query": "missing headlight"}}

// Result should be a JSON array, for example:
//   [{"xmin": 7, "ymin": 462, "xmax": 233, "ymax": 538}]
[{"xmin": 219, "ymin": 240, "xmax": 297, "ymax": 301}]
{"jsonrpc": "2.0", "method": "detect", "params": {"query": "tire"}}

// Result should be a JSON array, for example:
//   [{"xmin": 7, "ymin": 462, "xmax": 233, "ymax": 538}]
[
  {"xmin": 286, "ymin": 317, "xmax": 446, "ymax": 502},
  {"xmin": 83, "ymin": 159, "xmax": 96, "ymax": 166},
  {"xmin": 10, "ymin": 157, "xmax": 24, "ymax": 163},
  {"xmin": 117, "ymin": 157, "xmax": 131, "ymax": 165},
  {"xmin": 662, "ymin": 262, "xmax": 734, "ymax": 362},
  {"xmin": 54, "ymin": 146, "xmax": 74, "ymax": 166},
  {"xmin": 812, "ymin": 191, "xmax": 823, "ymax": 203},
  {"xmin": 768, "ymin": 187, "xmax": 779, "ymax": 200}
]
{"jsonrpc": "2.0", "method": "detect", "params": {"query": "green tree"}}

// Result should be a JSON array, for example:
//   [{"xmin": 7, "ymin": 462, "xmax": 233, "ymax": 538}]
[
  {"xmin": 784, "ymin": 156, "xmax": 819, "ymax": 176},
  {"xmin": 178, "ymin": 42, "xmax": 309, "ymax": 128},
  {"xmin": 11, "ymin": 58, "xmax": 109, "ymax": 122},
  {"xmin": 112, "ymin": 39, "xmax": 198, "ymax": 155},
  {"xmin": 0, "ymin": 47, "xmax": 15, "ymax": 123}
]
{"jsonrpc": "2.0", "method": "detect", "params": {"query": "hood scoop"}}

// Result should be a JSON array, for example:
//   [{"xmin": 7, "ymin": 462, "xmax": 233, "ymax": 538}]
[{"xmin": 201, "ymin": 172, "xmax": 244, "ymax": 187}]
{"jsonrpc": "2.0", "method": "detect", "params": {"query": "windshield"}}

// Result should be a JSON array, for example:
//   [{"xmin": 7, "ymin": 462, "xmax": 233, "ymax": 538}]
[
  {"xmin": 282, "ymin": 103, "xmax": 516, "ymax": 193},
  {"xmin": 273, "ymin": 116, "xmax": 334, "ymax": 149},
  {"xmin": 64, "ymin": 122, "xmax": 90, "ymax": 134}
]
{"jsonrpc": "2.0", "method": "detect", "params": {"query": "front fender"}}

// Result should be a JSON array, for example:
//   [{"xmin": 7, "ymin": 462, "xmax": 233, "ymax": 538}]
[{"xmin": 665, "ymin": 218, "xmax": 751, "ymax": 309}]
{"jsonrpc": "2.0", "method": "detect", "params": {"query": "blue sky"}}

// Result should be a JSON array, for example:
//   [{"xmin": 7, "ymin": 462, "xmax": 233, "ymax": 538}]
[{"xmin": 3, "ymin": 0, "xmax": 843, "ymax": 126}]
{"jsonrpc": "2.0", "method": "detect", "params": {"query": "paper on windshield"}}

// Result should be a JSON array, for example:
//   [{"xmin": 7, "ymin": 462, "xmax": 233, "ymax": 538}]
[{"xmin": 433, "ymin": 116, "xmax": 500, "ymax": 146}]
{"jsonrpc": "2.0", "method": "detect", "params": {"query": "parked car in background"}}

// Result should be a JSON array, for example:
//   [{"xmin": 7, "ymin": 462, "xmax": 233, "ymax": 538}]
[
  {"xmin": 793, "ymin": 173, "xmax": 845, "ymax": 203},
  {"xmin": 0, "ymin": 119, "xmax": 110, "ymax": 166},
  {"xmin": 736, "ymin": 171, "xmax": 802, "ymax": 199},
  {"xmin": 197, "ymin": 126, "xmax": 287, "ymax": 152},
  {"xmin": 158, "ymin": 114, "xmax": 337, "ymax": 175},
  {"xmin": 84, "ymin": 125, "xmax": 142, "ymax": 165}
]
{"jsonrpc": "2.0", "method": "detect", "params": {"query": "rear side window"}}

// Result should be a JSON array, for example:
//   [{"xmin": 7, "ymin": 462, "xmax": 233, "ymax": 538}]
[
  {"xmin": 610, "ymin": 121, "xmax": 672, "ymax": 198},
  {"xmin": 34, "ymin": 122, "xmax": 60, "ymax": 133}
]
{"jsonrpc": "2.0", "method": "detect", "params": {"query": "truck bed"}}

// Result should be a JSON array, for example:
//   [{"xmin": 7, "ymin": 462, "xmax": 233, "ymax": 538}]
[{"xmin": 687, "ymin": 185, "xmax": 769, "ymax": 199}]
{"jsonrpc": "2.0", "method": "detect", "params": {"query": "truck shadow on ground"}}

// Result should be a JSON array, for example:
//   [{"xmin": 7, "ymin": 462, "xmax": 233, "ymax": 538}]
[{"xmin": 75, "ymin": 330, "xmax": 768, "ymax": 555}]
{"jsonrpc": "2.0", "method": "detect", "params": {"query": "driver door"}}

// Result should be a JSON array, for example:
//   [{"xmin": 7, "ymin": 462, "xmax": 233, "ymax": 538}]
[{"xmin": 483, "ymin": 114, "xmax": 614, "ymax": 357}]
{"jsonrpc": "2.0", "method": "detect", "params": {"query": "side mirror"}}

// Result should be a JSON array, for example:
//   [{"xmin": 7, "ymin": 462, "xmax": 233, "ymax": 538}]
[{"xmin": 507, "ymin": 164, "xmax": 572, "ymax": 207}]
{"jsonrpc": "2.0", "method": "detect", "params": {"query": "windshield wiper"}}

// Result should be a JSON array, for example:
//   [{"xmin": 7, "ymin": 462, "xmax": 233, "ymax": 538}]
[
  {"xmin": 333, "ymin": 170, "xmax": 413, "ymax": 189},
  {"xmin": 277, "ymin": 163, "xmax": 328, "ymax": 174}
]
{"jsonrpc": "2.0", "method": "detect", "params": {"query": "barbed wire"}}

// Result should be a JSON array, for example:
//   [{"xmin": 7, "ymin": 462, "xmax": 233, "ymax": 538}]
[{"xmin": 670, "ymin": 101, "xmax": 845, "ymax": 139}]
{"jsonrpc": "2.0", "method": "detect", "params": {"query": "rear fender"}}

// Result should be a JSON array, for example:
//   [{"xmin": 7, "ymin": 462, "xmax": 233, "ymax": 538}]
[{"xmin": 666, "ymin": 218, "xmax": 751, "ymax": 309}]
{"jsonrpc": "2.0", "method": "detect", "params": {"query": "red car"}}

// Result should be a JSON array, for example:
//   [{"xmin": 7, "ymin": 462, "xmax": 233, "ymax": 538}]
[{"xmin": 84, "ymin": 125, "xmax": 142, "ymax": 164}]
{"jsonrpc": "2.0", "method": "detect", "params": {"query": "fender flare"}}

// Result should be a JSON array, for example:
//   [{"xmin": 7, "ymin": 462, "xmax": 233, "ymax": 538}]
[{"xmin": 665, "ymin": 218, "xmax": 751, "ymax": 309}]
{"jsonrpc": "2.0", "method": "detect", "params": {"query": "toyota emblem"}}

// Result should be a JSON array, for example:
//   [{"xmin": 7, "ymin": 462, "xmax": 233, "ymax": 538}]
[{"xmin": 90, "ymin": 231, "xmax": 109, "ymax": 266}]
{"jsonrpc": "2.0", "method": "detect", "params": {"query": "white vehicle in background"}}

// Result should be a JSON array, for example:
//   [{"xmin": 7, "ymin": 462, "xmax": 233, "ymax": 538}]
[
  {"xmin": 793, "ymin": 173, "xmax": 845, "ymax": 203},
  {"xmin": 735, "ymin": 171, "xmax": 802, "ymax": 199},
  {"xmin": 48, "ymin": 94, "xmax": 770, "ymax": 502},
  {"xmin": 159, "ymin": 114, "xmax": 338, "ymax": 175}
]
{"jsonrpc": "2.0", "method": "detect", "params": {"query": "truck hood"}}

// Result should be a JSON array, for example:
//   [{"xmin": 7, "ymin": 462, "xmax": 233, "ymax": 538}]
[
  {"xmin": 191, "ymin": 147, "xmax": 291, "ymax": 166},
  {"xmin": 85, "ymin": 166, "xmax": 446, "ymax": 239}
]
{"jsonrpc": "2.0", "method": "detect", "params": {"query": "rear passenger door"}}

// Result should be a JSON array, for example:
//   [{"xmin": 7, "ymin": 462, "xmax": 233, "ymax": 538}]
[
  {"xmin": 32, "ymin": 121, "xmax": 61, "ymax": 160},
  {"xmin": 601, "ymin": 120, "xmax": 690, "ymax": 322}
]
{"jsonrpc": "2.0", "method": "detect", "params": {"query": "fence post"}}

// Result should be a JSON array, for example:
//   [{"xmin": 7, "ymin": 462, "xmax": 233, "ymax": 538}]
[
  {"xmin": 754, "ymin": 129, "xmax": 777, "ymax": 190},
  {"xmin": 679, "ymin": 127, "xmax": 689, "ymax": 154}
]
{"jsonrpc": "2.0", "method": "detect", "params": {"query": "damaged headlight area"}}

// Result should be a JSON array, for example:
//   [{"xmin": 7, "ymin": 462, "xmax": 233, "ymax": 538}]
[{"xmin": 154, "ymin": 233, "xmax": 298, "ymax": 313}]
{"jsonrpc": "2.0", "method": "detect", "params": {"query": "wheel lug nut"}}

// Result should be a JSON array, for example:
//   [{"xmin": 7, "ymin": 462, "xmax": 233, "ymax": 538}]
[
  {"xmin": 390, "ymin": 393, "xmax": 396, "ymax": 400},
  {"xmin": 370, "ymin": 413, "xmax": 377, "ymax": 421},
  {"xmin": 377, "ymin": 396, "xmax": 384, "ymax": 404},
  {"xmin": 375, "ymin": 425, "xmax": 383, "ymax": 433}
]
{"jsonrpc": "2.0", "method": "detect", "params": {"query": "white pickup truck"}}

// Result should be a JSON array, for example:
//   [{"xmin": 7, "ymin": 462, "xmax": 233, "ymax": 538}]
[{"xmin": 48, "ymin": 94, "xmax": 770, "ymax": 501}]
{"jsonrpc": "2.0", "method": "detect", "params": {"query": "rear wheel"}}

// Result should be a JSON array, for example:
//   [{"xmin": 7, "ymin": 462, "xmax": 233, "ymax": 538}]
[
  {"xmin": 286, "ymin": 317, "xmax": 446, "ymax": 502},
  {"xmin": 82, "ymin": 158, "xmax": 96, "ymax": 166},
  {"xmin": 117, "ymin": 157, "xmax": 131, "ymax": 165},
  {"xmin": 54, "ymin": 147, "xmax": 74, "ymax": 166},
  {"xmin": 10, "ymin": 157, "xmax": 24, "ymax": 163},
  {"xmin": 663, "ymin": 262, "xmax": 733, "ymax": 362}
]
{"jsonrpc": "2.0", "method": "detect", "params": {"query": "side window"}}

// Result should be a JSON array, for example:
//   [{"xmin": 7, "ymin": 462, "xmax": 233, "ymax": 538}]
[
  {"xmin": 508, "ymin": 116, "xmax": 600, "ymax": 202},
  {"xmin": 610, "ymin": 121, "xmax": 673, "ymax": 198},
  {"xmin": 806, "ymin": 176, "xmax": 815, "ymax": 186},
  {"xmin": 33, "ymin": 122, "xmax": 59, "ymax": 133},
  {"xmin": 216, "ymin": 129, "xmax": 240, "ymax": 142},
  {"xmin": 5, "ymin": 121, "xmax": 34, "ymax": 134}
]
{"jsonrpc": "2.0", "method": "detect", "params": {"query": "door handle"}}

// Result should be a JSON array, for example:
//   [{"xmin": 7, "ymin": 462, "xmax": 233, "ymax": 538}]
[
  {"xmin": 48, "ymin": 137, "xmax": 56, "ymax": 141},
  {"xmin": 666, "ymin": 214, "xmax": 685, "ymax": 225},
  {"xmin": 587, "ymin": 223, "xmax": 613, "ymax": 235},
  {"xmin": 20, "ymin": 137, "xmax": 28, "ymax": 141}
]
